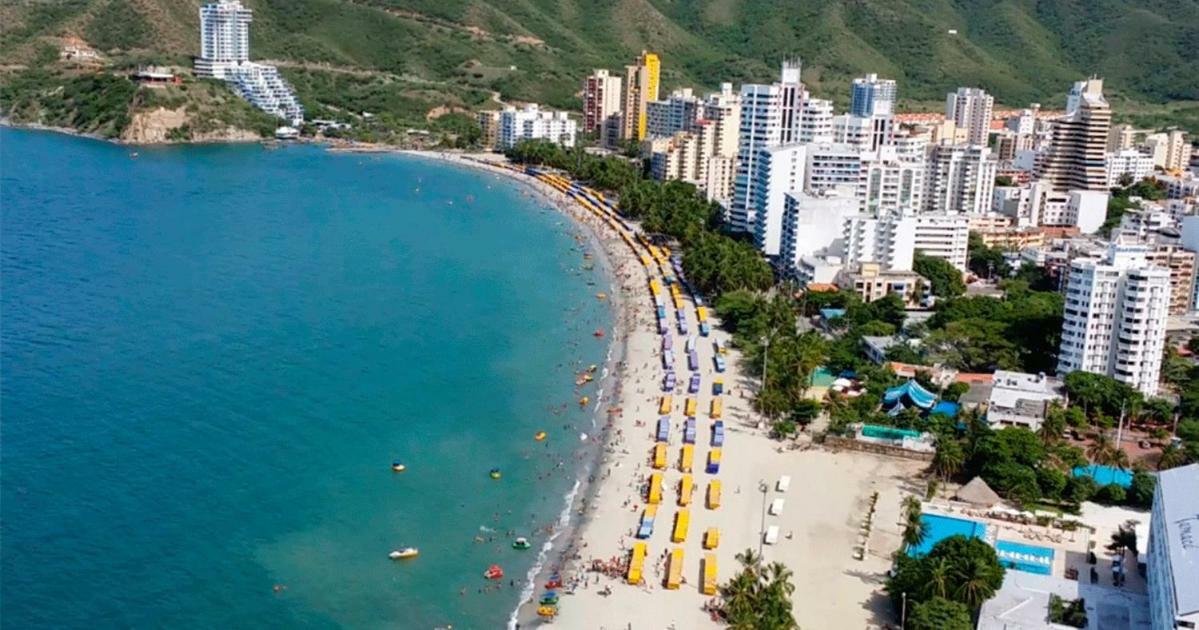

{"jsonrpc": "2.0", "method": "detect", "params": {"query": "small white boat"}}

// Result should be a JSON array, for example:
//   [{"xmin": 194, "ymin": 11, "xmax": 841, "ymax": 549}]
[{"xmin": 389, "ymin": 547, "xmax": 419, "ymax": 560}]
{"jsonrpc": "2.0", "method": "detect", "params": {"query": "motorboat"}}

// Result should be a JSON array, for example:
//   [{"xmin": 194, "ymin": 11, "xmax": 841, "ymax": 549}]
[
  {"xmin": 512, "ymin": 537, "xmax": 531, "ymax": 550},
  {"xmin": 540, "ymin": 591, "xmax": 559, "ymax": 605},
  {"xmin": 391, "ymin": 461, "xmax": 407, "ymax": 472},
  {"xmin": 536, "ymin": 605, "xmax": 558, "ymax": 618},
  {"xmin": 489, "ymin": 468, "xmax": 502, "ymax": 480},
  {"xmin": 389, "ymin": 547, "xmax": 419, "ymax": 560},
  {"xmin": 534, "ymin": 431, "xmax": 547, "ymax": 441},
  {"xmin": 484, "ymin": 564, "xmax": 504, "ymax": 580}
]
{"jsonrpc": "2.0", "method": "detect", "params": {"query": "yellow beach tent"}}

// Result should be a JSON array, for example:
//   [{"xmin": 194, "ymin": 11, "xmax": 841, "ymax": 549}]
[
  {"xmin": 658, "ymin": 396, "xmax": 672, "ymax": 415},
  {"xmin": 702, "ymin": 554, "xmax": 718, "ymax": 595},
  {"xmin": 648, "ymin": 472, "xmax": 663, "ymax": 504},
  {"xmin": 678, "ymin": 474, "xmax": 694, "ymax": 507},
  {"xmin": 707, "ymin": 480, "xmax": 722, "ymax": 509},
  {"xmin": 666, "ymin": 547, "xmax": 684, "ymax": 589},
  {"xmin": 684, "ymin": 398, "xmax": 697, "ymax": 417},
  {"xmin": 627, "ymin": 542, "xmax": 647, "ymax": 585},
  {"xmin": 652, "ymin": 443, "xmax": 667, "ymax": 470},
  {"xmin": 704, "ymin": 527, "xmax": 720, "ymax": 549},
  {"xmin": 709, "ymin": 397, "xmax": 723, "ymax": 419},
  {"xmin": 671, "ymin": 509, "xmax": 690, "ymax": 543},
  {"xmin": 680, "ymin": 444, "xmax": 694, "ymax": 473}
]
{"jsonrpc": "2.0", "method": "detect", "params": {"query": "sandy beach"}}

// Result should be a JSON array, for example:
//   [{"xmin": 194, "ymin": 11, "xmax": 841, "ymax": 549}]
[{"xmin": 394, "ymin": 149, "xmax": 928, "ymax": 630}]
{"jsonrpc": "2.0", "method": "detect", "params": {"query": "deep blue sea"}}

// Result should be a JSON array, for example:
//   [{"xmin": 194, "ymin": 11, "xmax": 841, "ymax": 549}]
[{"xmin": 0, "ymin": 128, "xmax": 611, "ymax": 628}]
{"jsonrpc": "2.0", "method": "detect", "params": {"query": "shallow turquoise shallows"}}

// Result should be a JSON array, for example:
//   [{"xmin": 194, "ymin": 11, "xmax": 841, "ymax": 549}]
[{"xmin": 0, "ymin": 129, "xmax": 611, "ymax": 629}]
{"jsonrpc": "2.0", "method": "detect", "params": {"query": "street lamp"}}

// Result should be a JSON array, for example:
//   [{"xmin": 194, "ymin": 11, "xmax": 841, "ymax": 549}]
[
  {"xmin": 901, "ymin": 591, "xmax": 907, "ymax": 628},
  {"xmin": 757, "ymin": 479, "xmax": 768, "ymax": 555}
]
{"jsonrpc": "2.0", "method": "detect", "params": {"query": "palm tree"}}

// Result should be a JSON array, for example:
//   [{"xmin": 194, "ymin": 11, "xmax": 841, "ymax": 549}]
[
  {"xmin": 1158, "ymin": 443, "xmax": 1188, "ymax": 470},
  {"xmin": 1039, "ymin": 404, "xmax": 1067, "ymax": 445},
  {"xmin": 903, "ymin": 512, "xmax": 929, "ymax": 550},
  {"xmin": 920, "ymin": 556, "xmax": 954, "ymax": 600},
  {"xmin": 954, "ymin": 556, "xmax": 1003, "ymax": 610},
  {"xmin": 766, "ymin": 561, "xmax": 797, "ymax": 600},
  {"xmin": 1086, "ymin": 433, "xmax": 1116, "ymax": 466},
  {"xmin": 932, "ymin": 437, "xmax": 965, "ymax": 480},
  {"xmin": 902, "ymin": 495, "xmax": 923, "ymax": 522},
  {"xmin": 1109, "ymin": 447, "xmax": 1130, "ymax": 471}
]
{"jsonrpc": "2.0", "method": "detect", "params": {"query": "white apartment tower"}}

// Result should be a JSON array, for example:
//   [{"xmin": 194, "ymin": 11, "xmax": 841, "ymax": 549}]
[
  {"xmin": 924, "ymin": 144, "xmax": 997, "ymax": 215},
  {"xmin": 945, "ymin": 87, "xmax": 994, "ymax": 146},
  {"xmin": 582, "ymin": 70, "xmax": 622, "ymax": 134},
  {"xmin": 752, "ymin": 144, "xmax": 808, "ymax": 257},
  {"xmin": 798, "ymin": 97, "xmax": 834, "ymax": 144},
  {"xmin": 498, "ymin": 105, "xmax": 577, "ymax": 149},
  {"xmin": 842, "ymin": 212, "xmax": 969, "ymax": 273},
  {"xmin": 730, "ymin": 62, "xmax": 804, "ymax": 233},
  {"xmin": 196, "ymin": 0, "xmax": 252, "ymax": 78},
  {"xmin": 1057, "ymin": 240, "xmax": 1169, "ymax": 396}
]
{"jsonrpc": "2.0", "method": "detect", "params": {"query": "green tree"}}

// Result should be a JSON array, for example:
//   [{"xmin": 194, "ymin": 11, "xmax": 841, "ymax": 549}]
[
  {"xmin": 908, "ymin": 596, "xmax": 973, "ymax": 630},
  {"xmin": 1128, "ymin": 471, "xmax": 1156, "ymax": 507},
  {"xmin": 914, "ymin": 253, "xmax": 966, "ymax": 298},
  {"xmin": 887, "ymin": 535, "xmax": 1005, "ymax": 613},
  {"xmin": 967, "ymin": 232, "xmax": 1012, "ymax": 279}
]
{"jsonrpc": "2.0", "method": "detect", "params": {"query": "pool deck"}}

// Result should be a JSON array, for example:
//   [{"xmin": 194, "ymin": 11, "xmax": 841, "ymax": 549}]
[{"xmin": 921, "ymin": 501, "xmax": 1144, "ymax": 590}]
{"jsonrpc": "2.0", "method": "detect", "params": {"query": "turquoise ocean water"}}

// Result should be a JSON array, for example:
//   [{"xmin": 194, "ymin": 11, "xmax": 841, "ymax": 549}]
[{"xmin": 0, "ymin": 128, "xmax": 611, "ymax": 628}]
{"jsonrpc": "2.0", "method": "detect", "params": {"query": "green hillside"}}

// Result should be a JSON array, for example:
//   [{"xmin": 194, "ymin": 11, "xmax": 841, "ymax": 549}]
[{"xmin": 3, "ymin": 0, "xmax": 1198, "ymax": 130}]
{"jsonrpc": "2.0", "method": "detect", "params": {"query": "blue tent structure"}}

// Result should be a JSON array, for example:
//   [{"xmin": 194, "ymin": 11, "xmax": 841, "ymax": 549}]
[
  {"xmin": 883, "ymin": 379, "xmax": 937, "ymax": 410},
  {"xmin": 930, "ymin": 401, "xmax": 960, "ymax": 417}
]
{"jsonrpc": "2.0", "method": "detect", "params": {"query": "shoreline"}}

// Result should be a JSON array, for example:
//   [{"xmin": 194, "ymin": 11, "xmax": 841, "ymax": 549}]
[{"xmin": 391, "ymin": 149, "xmax": 647, "ymax": 628}]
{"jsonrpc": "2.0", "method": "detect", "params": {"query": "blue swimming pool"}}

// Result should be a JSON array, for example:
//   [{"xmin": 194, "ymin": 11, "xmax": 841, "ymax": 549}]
[
  {"xmin": 908, "ymin": 514, "xmax": 987, "ymax": 557},
  {"xmin": 1071, "ymin": 464, "xmax": 1133, "ymax": 488},
  {"xmin": 995, "ymin": 540, "xmax": 1055, "ymax": 575}
]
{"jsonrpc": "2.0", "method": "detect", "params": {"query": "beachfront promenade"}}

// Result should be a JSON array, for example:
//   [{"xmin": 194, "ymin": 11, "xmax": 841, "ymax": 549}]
[{"xmin": 492, "ymin": 163, "xmax": 928, "ymax": 629}]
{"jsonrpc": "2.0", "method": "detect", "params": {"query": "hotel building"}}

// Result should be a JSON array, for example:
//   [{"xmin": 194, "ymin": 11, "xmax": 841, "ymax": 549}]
[{"xmin": 1034, "ymin": 78, "xmax": 1111, "ymax": 192}]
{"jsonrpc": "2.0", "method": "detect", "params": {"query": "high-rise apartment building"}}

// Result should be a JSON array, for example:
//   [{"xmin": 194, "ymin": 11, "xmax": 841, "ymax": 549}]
[
  {"xmin": 945, "ymin": 87, "xmax": 994, "ymax": 146},
  {"xmin": 646, "ymin": 88, "xmax": 703, "ymax": 138},
  {"xmin": 803, "ymin": 144, "xmax": 924, "ymax": 217},
  {"xmin": 779, "ymin": 187, "xmax": 858, "ymax": 279},
  {"xmin": 498, "ymin": 105, "xmax": 577, "ymax": 149},
  {"xmin": 620, "ymin": 51, "xmax": 660, "ymax": 141},
  {"xmin": 729, "ymin": 62, "xmax": 804, "ymax": 232},
  {"xmin": 1057, "ymin": 240, "xmax": 1169, "ymax": 396},
  {"xmin": 1035, "ymin": 78, "xmax": 1111, "ymax": 192},
  {"xmin": 194, "ymin": 1, "xmax": 302, "ymax": 125},
  {"xmin": 832, "ymin": 113, "xmax": 895, "ymax": 152},
  {"xmin": 1106, "ymin": 149, "xmax": 1155, "ymax": 187},
  {"xmin": 582, "ymin": 69, "xmax": 622, "ymax": 134},
  {"xmin": 1143, "ymin": 129, "xmax": 1190, "ymax": 173},
  {"xmin": 703, "ymin": 84, "xmax": 741, "ymax": 159},
  {"xmin": 777, "ymin": 59, "xmax": 805, "ymax": 144},
  {"xmin": 621, "ymin": 64, "xmax": 645, "ymax": 141},
  {"xmin": 477, "ymin": 110, "xmax": 501, "ymax": 149},
  {"xmin": 1145, "ymin": 245, "xmax": 1196, "ymax": 316},
  {"xmin": 849, "ymin": 73, "xmax": 897, "ymax": 117},
  {"xmin": 196, "ymin": 0, "xmax": 252, "ymax": 78},
  {"xmin": 798, "ymin": 98, "xmax": 834, "ymax": 144},
  {"xmin": 1107, "ymin": 123, "xmax": 1137, "ymax": 152},
  {"xmin": 752, "ymin": 144, "xmax": 808, "ymax": 257},
  {"xmin": 924, "ymin": 144, "xmax": 997, "ymax": 215}
]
